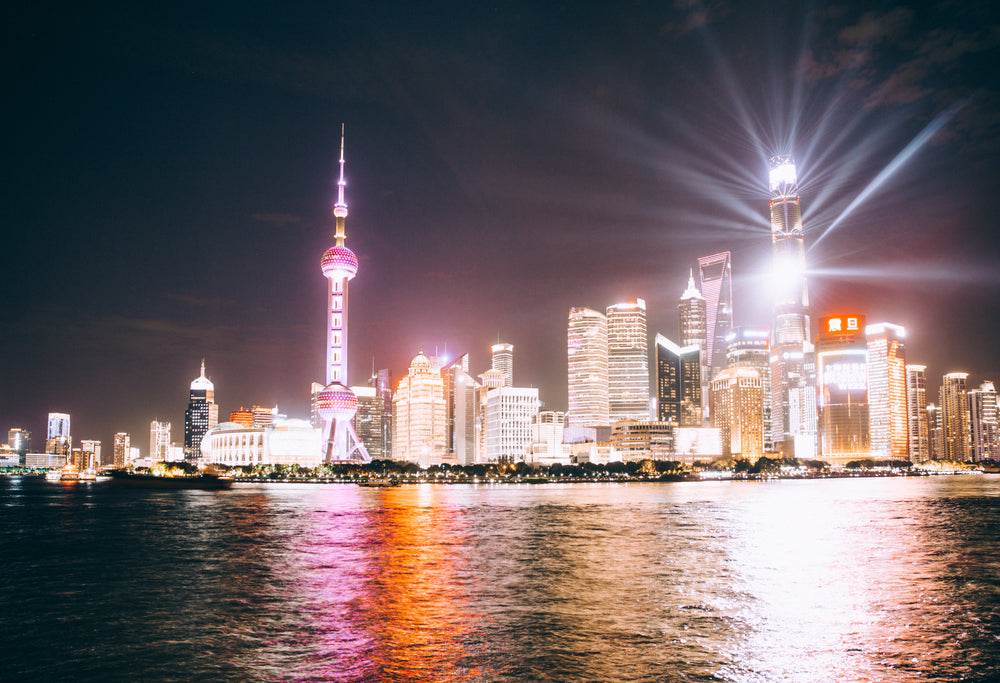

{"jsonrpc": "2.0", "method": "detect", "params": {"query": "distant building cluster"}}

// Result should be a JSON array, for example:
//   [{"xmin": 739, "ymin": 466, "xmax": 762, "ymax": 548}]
[{"xmin": 8, "ymin": 152, "xmax": 998, "ymax": 472}]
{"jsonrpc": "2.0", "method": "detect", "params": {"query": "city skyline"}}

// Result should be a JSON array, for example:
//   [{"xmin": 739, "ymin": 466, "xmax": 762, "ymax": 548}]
[{"xmin": 5, "ymin": 1, "xmax": 999, "ymax": 448}]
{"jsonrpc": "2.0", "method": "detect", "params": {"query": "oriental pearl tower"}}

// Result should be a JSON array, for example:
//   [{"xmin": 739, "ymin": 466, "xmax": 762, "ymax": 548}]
[{"xmin": 316, "ymin": 125, "xmax": 370, "ymax": 462}]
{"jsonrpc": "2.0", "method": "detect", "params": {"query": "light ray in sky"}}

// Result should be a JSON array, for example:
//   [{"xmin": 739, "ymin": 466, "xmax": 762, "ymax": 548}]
[{"xmin": 810, "ymin": 100, "xmax": 968, "ymax": 250}]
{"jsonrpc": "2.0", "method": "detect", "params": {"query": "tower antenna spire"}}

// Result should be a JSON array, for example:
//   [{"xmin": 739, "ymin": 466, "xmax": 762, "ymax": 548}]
[{"xmin": 333, "ymin": 123, "xmax": 348, "ymax": 245}]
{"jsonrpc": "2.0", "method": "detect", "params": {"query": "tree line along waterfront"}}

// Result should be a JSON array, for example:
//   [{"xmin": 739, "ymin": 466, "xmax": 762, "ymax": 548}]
[{"xmin": 1, "ymin": 457, "xmax": 978, "ymax": 483}]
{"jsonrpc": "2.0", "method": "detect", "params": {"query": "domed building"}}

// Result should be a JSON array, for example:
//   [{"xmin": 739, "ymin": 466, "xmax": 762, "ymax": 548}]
[
  {"xmin": 392, "ymin": 351, "xmax": 448, "ymax": 467},
  {"xmin": 200, "ymin": 416, "xmax": 323, "ymax": 469}
]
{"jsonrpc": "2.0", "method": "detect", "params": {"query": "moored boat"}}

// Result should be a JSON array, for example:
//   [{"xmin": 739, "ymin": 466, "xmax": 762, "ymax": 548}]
[{"xmin": 356, "ymin": 478, "xmax": 401, "ymax": 487}]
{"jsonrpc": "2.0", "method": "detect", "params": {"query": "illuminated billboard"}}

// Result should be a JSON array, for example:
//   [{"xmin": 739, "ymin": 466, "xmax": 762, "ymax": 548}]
[
  {"xmin": 817, "ymin": 349, "xmax": 868, "ymax": 409},
  {"xmin": 818, "ymin": 314, "xmax": 867, "ymax": 342}
]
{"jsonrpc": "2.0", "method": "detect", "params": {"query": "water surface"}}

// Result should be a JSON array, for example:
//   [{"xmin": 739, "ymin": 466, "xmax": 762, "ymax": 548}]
[{"xmin": 2, "ymin": 475, "xmax": 999, "ymax": 681}]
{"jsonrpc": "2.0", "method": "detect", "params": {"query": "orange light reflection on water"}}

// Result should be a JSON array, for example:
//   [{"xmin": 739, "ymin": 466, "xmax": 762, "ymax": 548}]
[{"xmin": 284, "ymin": 484, "xmax": 488, "ymax": 682}]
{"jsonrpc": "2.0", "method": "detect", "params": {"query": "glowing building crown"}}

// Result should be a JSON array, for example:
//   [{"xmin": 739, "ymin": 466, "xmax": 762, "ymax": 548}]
[{"xmin": 769, "ymin": 155, "xmax": 798, "ymax": 198}]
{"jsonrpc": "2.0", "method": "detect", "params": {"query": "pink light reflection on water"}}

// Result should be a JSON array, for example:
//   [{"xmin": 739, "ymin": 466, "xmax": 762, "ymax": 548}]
[{"xmin": 275, "ymin": 484, "xmax": 492, "ymax": 682}]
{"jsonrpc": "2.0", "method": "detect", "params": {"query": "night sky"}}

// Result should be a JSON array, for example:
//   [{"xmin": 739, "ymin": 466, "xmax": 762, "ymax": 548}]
[{"xmin": 5, "ymin": 1, "xmax": 999, "ymax": 453}]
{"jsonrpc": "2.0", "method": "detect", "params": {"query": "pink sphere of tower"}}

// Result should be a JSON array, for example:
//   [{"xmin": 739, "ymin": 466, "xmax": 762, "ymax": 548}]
[
  {"xmin": 321, "ymin": 245, "xmax": 359, "ymax": 280},
  {"xmin": 316, "ymin": 382, "xmax": 358, "ymax": 421}
]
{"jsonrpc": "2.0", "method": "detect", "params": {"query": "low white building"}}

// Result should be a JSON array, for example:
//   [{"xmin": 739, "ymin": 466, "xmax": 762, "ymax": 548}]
[
  {"xmin": 526, "ymin": 411, "xmax": 572, "ymax": 466},
  {"xmin": 673, "ymin": 427, "xmax": 722, "ymax": 463},
  {"xmin": 200, "ymin": 418, "xmax": 323, "ymax": 468}
]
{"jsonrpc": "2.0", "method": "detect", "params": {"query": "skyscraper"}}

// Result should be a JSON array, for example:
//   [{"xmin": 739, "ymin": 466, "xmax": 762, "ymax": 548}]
[
  {"xmin": 725, "ymin": 326, "xmax": 772, "ymax": 451},
  {"xmin": 150, "ymin": 420, "xmax": 171, "ymax": 461},
  {"xmin": 113, "ymin": 432, "xmax": 131, "ymax": 468},
  {"xmin": 316, "ymin": 127, "xmax": 369, "ymax": 462},
  {"xmin": 607, "ymin": 299, "xmax": 649, "ymax": 422},
  {"xmin": 816, "ymin": 314, "xmax": 870, "ymax": 466},
  {"xmin": 80, "ymin": 440, "xmax": 101, "ymax": 470},
  {"xmin": 697, "ymin": 251, "xmax": 733, "ymax": 389},
  {"xmin": 491, "ymin": 343, "xmax": 514, "ymax": 388},
  {"xmin": 969, "ymin": 381, "xmax": 998, "ymax": 462},
  {"xmin": 927, "ymin": 403, "xmax": 943, "ymax": 461},
  {"xmin": 373, "ymin": 368, "xmax": 393, "ymax": 459},
  {"xmin": 476, "ymin": 369, "xmax": 506, "ymax": 462},
  {"xmin": 46, "ymin": 412, "xmax": 71, "ymax": 455},
  {"xmin": 939, "ymin": 373, "xmax": 972, "ymax": 462},
  {"xmin": 351, "ymin": 386, "xmax": 384, "ymax": 458},
  {"xmin": 767, "ymin": 155, "xmax": 815, "ymax": 458},
  {"xmin": 392, "ymin": 351, "xmax": 447, "ymax": 467},
  {"xmin": 866, "ymin": 323, "xmax": 908, "ymax": 460},
  {"xmin": 567, "ymin": 307, "xmax": 609, "ymax": 427},
  {"xmin": 443, "ymin": 354, "xmax": 478, "ymax": 465},
  {"xmin": 906, "ymin": 365, "xmax": 930, "ymax": 463},
  {"xmin": 654, "ymin": 334, "xmax": 702, "ymax": 426},
  {"xmin": 184, "ymin": 360, "xmax": 218, "ymax": 459},
  {"xmin": 711, "ymin": 366, "xmax": 764, "ymax": 460},
  {"xmin": 678, "ymin": 272, "xmax": 708, "ymax": 418},
  {"xmin": 7, "ymin": 428, "xmax": 30, "ymax": 457}
]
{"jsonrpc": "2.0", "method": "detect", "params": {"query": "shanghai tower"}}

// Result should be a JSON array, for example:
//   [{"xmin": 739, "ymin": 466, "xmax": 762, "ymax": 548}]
[{"xmin": 767, "ymin": 155, "xmax": 816, "ymax": 457}]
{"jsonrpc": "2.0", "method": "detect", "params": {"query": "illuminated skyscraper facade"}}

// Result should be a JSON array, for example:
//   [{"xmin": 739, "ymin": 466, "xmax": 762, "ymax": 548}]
[
  {"xmin": 567, "ymin": 307, "xmax": 609, "ymax": 427},
  {"xmin": 485, "ymin": 387, "xmax": 539, "ymax": 462},
  {"xmin": 969, "ymin": 381, "xmax": 998, "ymax": 462},
  {"xmin": 443, "ymin": 354, "xmax": 478, "ymax": 465},
  {"xmin": 678, "ymin": 272, "xmax": 708, "ymax": 418},
  {"xmin": 711, "ymin": 366, "xmax": 764, "ymax": 460},
  {"xmin": 230, "ymin": 407, "xmax": 254, "ymax": 428},
  {"xmin": 392, "ymin": 351, "xmax": 447, "ymax": 467},
  {"xmin": 726, "ymin": 325, "xmax": 772, "ymax": 451},
  {"xmin": 150, "ymin": 420, "xmax": 170, "ymax": 461},
  {"xmin": 698, "ymin": 251, "xmax": 733, "ymax": 390},
  {"xmin": 251, "ymin": 406, "xmax": 276, "ymax": 428},
  {"xmin": 655, "ymin": 334, "xmax": 702, "ymax": 426},
  {"xmin": 7, "ymin": 428, "xmax": 30, "ymax": 457},
  {"xmin": 927, "ymin": 403, "xmax": 943, "ymax": 460},
  {"xmin": 491, "ymin": 343, "xmax": 514, "ymax": 388},
  {"xmin": 939, "ymin": 373, "xmax": 972, "ymax": 462},
  {"xmin": 373, "ymin": 368, "xmax": 393, "ymax": 458},
  {"xmin": 80, "ymin": 440, "xmax": 101, "ymax": 470},
  {"xmin": 351, "ymin": 386, "xmax": 384, "ymax": 459},
  {"xmin": 816, "ymin": 314, "xmax": 869, "ymax": 466},
  {"xmin": 866, "ymin": 323, "xmax": 908, "ymax": 460},
  {"xmin": 607, "ymin": 299, "xmax": 649, "ymax": 422},
  {"xmin": 316, "ymin": 127, "xmax": 369, "ymax": 462},
  {"xmin": 767, "ymin": 155, "xmax": 815, "ymax": 457},
  {"xmin": 476, "ymin": 369, "xmax": 505, "ymax": 462},
  {"xmin": 184, "ymin": 360, "xmax": 218, "ymax": 459},
  {"xmin": 113, "ymin": 432, "xmax": 131, "ymax": 468},
  {"xmin": 46, "ymin": 412, "xmax": 71, "ymax": 455},
  {"xmin": 906, "ymin": 365, "xmax": 930, "ymax": 463}
]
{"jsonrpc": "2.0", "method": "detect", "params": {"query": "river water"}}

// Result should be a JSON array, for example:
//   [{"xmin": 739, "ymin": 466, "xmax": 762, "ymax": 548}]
[{"xmin": 2, "ymin": 475, "xmax": 999, "ymax": 681}]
